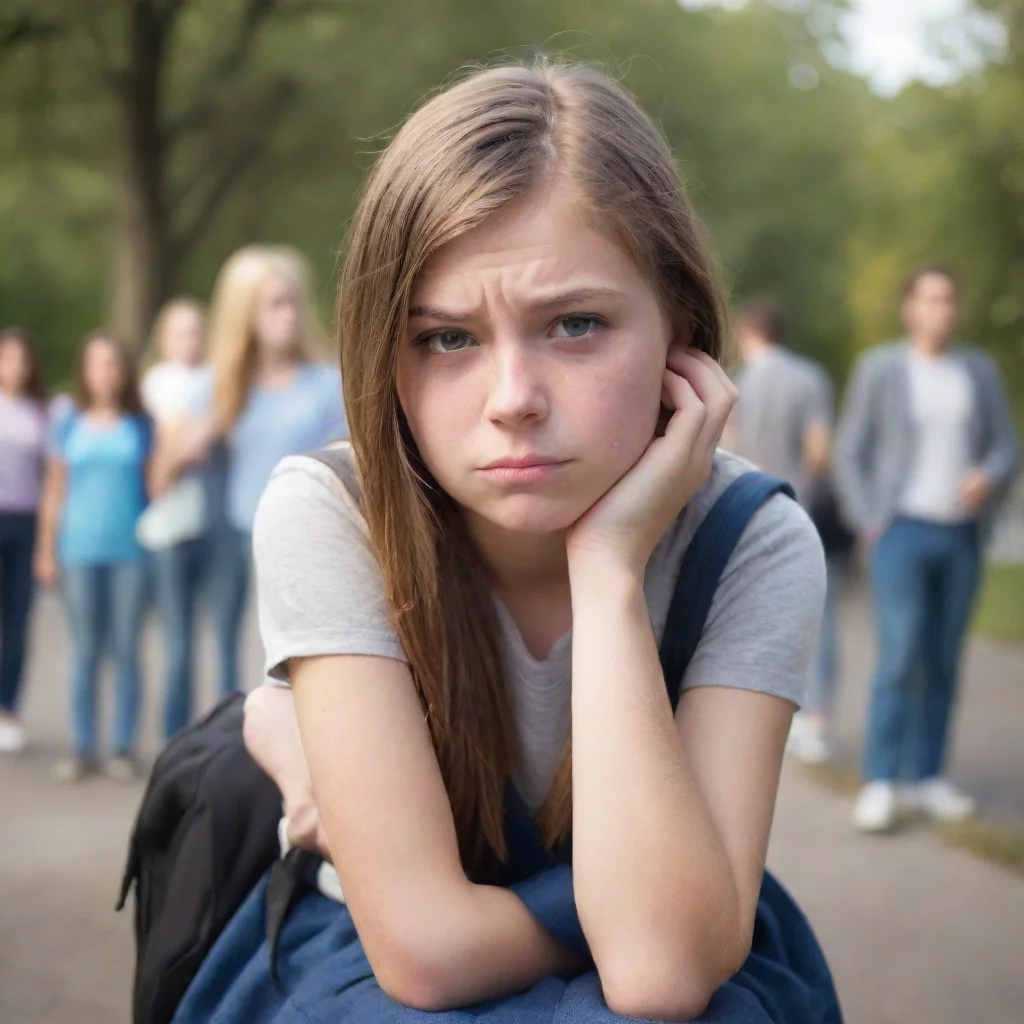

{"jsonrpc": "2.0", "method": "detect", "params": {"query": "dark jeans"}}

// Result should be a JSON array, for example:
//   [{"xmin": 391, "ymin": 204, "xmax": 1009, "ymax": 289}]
[
  {"xmin": 207, "ymin": 527, "xmax": 251, "ymax": 700},
  {"xmin": 863, "ymin": 518, "xmax": 981, "ymax": 783},
  {"xmin": 63, "ymin": 559, "xmax": 148, "ymax": 757},
  {"xmin": 151, "ymin": 537, "xmax": 208, "ymax": 740},
  {"xmin": 0, "ymin": 512, "xmax": 37, "ymax": 714}
]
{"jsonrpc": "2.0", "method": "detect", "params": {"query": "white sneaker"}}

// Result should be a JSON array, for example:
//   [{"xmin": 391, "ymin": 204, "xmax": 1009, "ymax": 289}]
[
  {"xmin": 786, "ymin": 715, "xmax": 831, "ymax": 765},
  {"xmin": 906, "ymin": 778, "xmax": 976, "ymax": 823},
  {"xmin": 105, "ymin": 756, "xmax": 140, "ymax": 783},
  {"xmin": 851, "ymin": 781, "xmax": 898, "ymax": 833},
  {"xmin": 52, "ymin": 755, "xmax": 98, "ymax": 783},
  {"xmin": 0, "ymin": 720, "xmax": 25, "ymax": 753}
]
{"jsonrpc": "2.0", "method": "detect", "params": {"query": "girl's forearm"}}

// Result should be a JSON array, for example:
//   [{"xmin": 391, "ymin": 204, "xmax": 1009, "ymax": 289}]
[
  {"xmin": 385, "ymin": 881, "xmax": 582, "ymax": 1011},
  {"xmin": 566, "ymin": 557, "xmax": 741, "ymax": 1012}
]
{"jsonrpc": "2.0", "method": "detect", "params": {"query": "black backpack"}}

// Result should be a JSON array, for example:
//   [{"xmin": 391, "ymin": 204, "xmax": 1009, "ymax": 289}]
[{"xmin": 117, "ymin": 692, "xmax": 283, "ymax": 1024}]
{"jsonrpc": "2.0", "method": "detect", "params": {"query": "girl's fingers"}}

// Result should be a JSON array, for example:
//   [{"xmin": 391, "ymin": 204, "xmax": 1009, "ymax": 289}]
[{"xmin": 666, "ymin": 349, "xmax": 737, "ymax": 424}]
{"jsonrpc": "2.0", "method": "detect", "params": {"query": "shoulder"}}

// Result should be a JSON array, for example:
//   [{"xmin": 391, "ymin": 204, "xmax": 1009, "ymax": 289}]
[
  {"xmin": 956, "ymin": 344, "xmax": 1000, "ymax": 378},
  {"xmin": 141, "ymin": 362, "xmax": 168, "ymax": 389},
  {"xmin": 253, "ymin": 442, "xmax": 368, "ymax": 571},
  {"xmin": 252, "ymin": 442, "xmax": 404, "ymax": 676},
  {"xmin": 656, "ymin": 451, "xmax": 822, "ymax": 586},
  {"xmin": 851, "ymin": 341, "xmax": 904, "ymax": 377},
  {"xmin": 656, "ymin": 453, "xmax": 826, "ymax": 705},
  {"xmin": 302, "ymin": 362, "xmax": 342, "ymax": 395},
  {"xmin": 50, "ymin": 405, "xmax": 79, "ymax": 453}
]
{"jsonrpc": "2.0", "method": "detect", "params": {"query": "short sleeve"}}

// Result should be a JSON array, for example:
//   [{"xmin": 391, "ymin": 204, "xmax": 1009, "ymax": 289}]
[
  {"xmin": 681, "ymin": 494, "xmax": 826, "ymax": 708},
  {"xmin": 252, "ymin": 456, "xmax": 406, "ymax": 682},
  {"xmin": 47, "ymin": 409, "xmax": 75, "ymax": 459}
]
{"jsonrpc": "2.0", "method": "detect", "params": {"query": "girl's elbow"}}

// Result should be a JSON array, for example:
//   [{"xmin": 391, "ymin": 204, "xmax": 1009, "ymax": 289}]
[
  {"xmin": 373, "ymin": 942, "xmax": 461, "ymax": 1012},
  {"xmin": 599, "ymin": 934, "xmax": 751, "ymax": 1022}
]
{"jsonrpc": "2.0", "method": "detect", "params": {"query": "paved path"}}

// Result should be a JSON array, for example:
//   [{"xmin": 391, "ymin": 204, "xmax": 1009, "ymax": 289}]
[{"xmin": 1, "ymin": 581, "xmax": 1022, "ymax": 1023}]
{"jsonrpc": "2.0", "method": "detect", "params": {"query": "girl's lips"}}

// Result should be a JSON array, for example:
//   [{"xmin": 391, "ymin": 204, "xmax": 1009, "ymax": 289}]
[{"xmin": 478, "ymin": 459, "xmax": 569, "ymax": 483}]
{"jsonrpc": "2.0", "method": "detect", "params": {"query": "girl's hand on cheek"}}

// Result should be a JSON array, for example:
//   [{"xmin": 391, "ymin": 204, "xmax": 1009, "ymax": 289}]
[{"xmin": 566, "ymin": 348, "xmax": 737, "ymax": 578}]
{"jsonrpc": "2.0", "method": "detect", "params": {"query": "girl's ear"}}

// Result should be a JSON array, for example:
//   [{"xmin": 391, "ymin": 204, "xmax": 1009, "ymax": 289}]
[{"xmin": 666, "ymin": 317, "xmax": 692, "ymax": 363}]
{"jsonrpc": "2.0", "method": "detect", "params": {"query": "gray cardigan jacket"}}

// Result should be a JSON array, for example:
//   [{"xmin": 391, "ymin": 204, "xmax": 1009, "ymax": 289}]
[{"xmin": 834, "ymin": 340, "xmax": 1020, "ymax": 535}]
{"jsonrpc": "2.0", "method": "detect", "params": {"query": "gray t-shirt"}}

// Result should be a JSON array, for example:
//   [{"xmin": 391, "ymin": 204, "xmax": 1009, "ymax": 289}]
[
  {"xmin": 253, "ymin": 443, "xmax": 825, "ymax": 811},
  {"xmin": 732, "ymin": 347, "xmax": 834, "ymax": 507}
]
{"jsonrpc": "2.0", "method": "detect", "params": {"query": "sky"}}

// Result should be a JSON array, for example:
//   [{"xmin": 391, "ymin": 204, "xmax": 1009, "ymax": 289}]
[{"xmin": 679, "ymin": 0, "xmax": 1006, "ymax": 94}]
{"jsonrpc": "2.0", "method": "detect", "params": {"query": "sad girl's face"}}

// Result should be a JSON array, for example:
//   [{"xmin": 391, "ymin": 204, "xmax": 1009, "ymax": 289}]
[{"xmin": 396, "ymin": 187, "xmax": 675, "ymax": 538}]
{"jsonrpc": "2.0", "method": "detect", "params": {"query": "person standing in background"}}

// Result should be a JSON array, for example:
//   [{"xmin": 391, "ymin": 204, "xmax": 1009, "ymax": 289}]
[
  {"xmin": 36, "ymin": 333, "xmax": 154, "ymax": 782},
  {"xmin": 728, "ymin": 300, "xmax": 852, "ymax": 765},
  {"xmin": 0, "ymin": 327, "xmax": 48, "ymax": 753},
  {"xmin": 154, "ymin": 246, "xmax": 346, "ymax": 699},
  {"xmin": 835, "ymin": 265, "xmax": 1020, "ymax": 833},
  {"xmin": 139, "ymin": 299, "xmax": 210, "ymax": 740}
]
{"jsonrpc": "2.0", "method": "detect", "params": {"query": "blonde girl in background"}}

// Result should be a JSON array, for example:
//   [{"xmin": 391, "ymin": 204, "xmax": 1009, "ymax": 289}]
[{"xmin": 153, "ymin": 246, "xmax": 347, "ymax": 702}]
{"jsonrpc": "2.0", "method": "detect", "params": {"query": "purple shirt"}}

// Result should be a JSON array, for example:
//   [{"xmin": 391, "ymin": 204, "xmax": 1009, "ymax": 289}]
[{"xmin": 0, "ymin": 393, "xmax": 47, "ymax": 513}]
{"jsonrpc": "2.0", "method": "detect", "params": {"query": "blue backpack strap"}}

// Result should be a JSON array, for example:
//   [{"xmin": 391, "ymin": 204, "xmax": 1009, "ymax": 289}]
[{"xmin": 659, "ymin": 471, "xmax": 794, "ymax": 712}]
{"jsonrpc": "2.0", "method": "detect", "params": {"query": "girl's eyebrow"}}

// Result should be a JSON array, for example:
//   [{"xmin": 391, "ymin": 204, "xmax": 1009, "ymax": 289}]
[{"xmin": 408, "ymin": 286, "xmax": 627, "ymax": 323}]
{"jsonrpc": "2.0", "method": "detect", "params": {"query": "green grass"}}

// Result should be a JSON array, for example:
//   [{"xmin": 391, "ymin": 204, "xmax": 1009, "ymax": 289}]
[
  {"xmin": 973, "ymin": 564, "xmax": 1024, "ymax": 644},
  {"xmin": 941, "ymin": 820, "xmax": 1024, "ymax": 880},
  {"xmin": 796, "ymin": 762, "xmax": 1024, "ymax": 879}
]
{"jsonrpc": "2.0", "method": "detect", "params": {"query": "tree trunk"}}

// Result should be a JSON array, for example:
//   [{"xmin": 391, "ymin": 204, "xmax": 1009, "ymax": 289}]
[
  {"xmin": 110, "ymin": 1, "xmax": 169, "ymax": 352},
  {"xmin": 111, "ymin": 150, "xmax": 167, "ymax": 351}
]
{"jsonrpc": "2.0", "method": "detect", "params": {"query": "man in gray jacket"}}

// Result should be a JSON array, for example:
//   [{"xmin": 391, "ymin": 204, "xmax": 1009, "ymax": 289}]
[{"xmin": 835, "ymin": 265, "xmax": 1019, "ymax": 832}]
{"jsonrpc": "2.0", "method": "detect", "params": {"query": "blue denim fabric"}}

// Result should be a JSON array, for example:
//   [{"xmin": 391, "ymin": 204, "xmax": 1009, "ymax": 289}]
[
  {"xmin": 0, "ymin": 512, "xmax": 36, "ymax": 713},
  {"xmin": 862, "ymin": 518, "xmax": 981, "ymax": 782},
  {"xmin": 63, "ymin": 559, "xmax": 148, "ymax": 756}
]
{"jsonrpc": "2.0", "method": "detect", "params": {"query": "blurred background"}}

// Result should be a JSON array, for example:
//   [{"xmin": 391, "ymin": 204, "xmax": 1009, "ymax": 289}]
[
  {"xmin": 1, "ymin": 1, "xmax": 1022, "ymax": 1023},
  {"xmin": 0, "ymin": 0, "xmax": 1021, "ymax": 404}
]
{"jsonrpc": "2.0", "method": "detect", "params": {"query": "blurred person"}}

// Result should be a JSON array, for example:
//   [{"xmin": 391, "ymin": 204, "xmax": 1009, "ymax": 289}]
[
  {"xmin": 175, "ymin": 63, "xmax": 839, "ymax": 1024},
  {"xmin": 139, "ymin": 298, "xmax": 211, "ymax": 739},
  {"xmin": 0, "ymin": 327, "xmax": 48, "ymax": 752},
  {"xmin": 836, "ymin": 265, "xmax": 1020, "ymax": 832},
  {"xmin": 153, "ymin": 246, "xmax": 345, "ymax": 700},
  {"xmin": 729, "ymin": 300, "xmax": 853, "ymax": 765},
  {"xmin": 36, "ymin": 332, "xmax": 154, "ymax": 782}
]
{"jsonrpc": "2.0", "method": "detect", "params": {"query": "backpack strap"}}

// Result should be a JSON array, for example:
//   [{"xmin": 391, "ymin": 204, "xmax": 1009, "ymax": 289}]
[{"xmin": 658, "ymin": 471, "xmax": 794, "ymax": 712}]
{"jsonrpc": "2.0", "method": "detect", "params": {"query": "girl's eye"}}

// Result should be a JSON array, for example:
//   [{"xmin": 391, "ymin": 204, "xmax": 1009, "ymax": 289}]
[
  {"xmin": 419, "ymin": 330, "xmax": 476, "ymax": 355},
  {"xmin": 551, "ymin": 315, "xmax": 604, "ymax": 340}
]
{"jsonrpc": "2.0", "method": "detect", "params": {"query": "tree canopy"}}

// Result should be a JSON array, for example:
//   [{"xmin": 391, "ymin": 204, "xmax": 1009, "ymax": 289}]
[{"xmin": 0, "ymin": 0, "xmax": 1020, "ymax": 420}]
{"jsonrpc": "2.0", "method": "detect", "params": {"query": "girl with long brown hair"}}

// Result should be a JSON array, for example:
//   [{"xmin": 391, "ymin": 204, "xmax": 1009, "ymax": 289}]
[
  {"xmin": 36, "ymin": 332, "xmax": 153, "ymax": 781},
  {"xmin": 0, "ymin": 327, "xmax": 47, "ymax": 752},
  {"xmin": 178, "ymin": 62, "xmax": 838, "ymax": 1023}
]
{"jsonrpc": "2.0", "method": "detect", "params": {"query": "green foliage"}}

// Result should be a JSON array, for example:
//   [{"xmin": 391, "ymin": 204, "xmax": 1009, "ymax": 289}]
[{"xmin": 0, "ymin": 0, "xmax": 1020, "ymax": 418}]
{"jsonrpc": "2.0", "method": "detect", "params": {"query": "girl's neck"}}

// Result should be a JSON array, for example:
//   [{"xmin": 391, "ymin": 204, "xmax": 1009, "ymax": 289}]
[
  {"xmin": 86, "ymin": 401, "xmax": 121, "ymax": 420},
  {"xmin": 468, "ymin": 514, "xmax": 569, "ymax": 591},
  {"xmin": 465, "ymin": 515, "xmax": 573, "ymax": 660},
  {"xmin": 252, "ymin": 347, "xmax": 300, "ymax": 389},
  {"xmin": 0, "ymin": 383, "xmax": 22, "ymax": 401}
]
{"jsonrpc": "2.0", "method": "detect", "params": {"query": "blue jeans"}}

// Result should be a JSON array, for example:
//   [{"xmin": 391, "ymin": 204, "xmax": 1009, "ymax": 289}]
[
  {"xmin": 805, "ymin": 555, "xmax": 846, "ymax": 717},
  {"xmin": 151, "ymin": 537, "xmax": 208, "ymax": 740},
  {"xmin": 63, "ymin": 559, "xmax": 148, "ymax": 757},
  {"xmin": 0, "ymin": 512, "xmax": 37, "ymax": 714},
  {"xmin": 206, "ymin": 527, "xmax": 251, "ymax": 698},
  {"xmin": 863, "ymin": 518, "xmax": 981, "ymax": 783}
]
